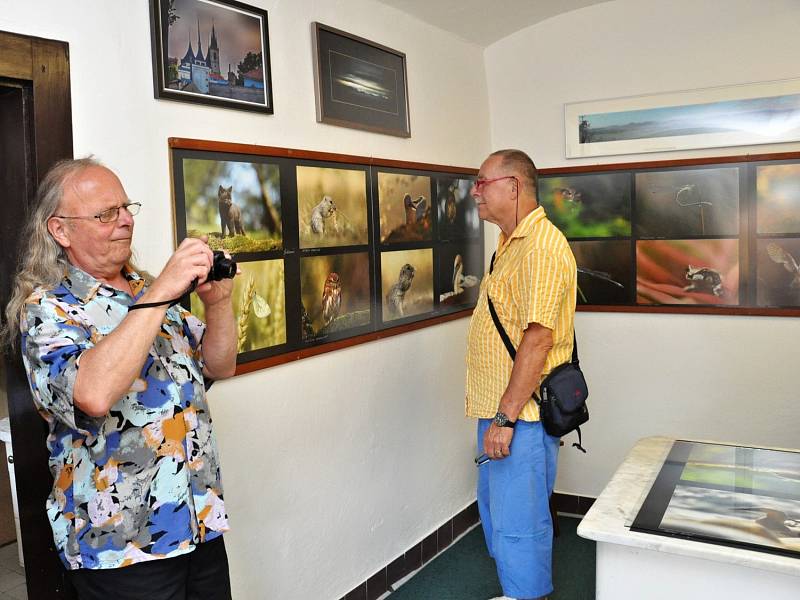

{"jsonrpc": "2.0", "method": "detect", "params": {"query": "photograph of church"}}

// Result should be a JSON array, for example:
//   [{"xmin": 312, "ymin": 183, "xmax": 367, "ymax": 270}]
[{"xmin": 153, "ymin": 0, "xmax": 272, "ymax": 111}]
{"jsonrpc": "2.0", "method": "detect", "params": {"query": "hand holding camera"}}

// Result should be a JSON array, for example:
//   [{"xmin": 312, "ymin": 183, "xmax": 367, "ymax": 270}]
[{"xmin": 143, "ymin": 238, "xmax": 238, "ymax": 308}]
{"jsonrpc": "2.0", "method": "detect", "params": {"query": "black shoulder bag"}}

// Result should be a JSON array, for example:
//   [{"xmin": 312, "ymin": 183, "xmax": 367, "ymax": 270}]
[{"xmin": 486, "ymin": 252, "xmax": 589, "ymax": 453}]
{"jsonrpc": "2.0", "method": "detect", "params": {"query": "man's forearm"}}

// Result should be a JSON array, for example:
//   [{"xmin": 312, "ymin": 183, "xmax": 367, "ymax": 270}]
[
  {"xmin": 201, "ymin": 301, "xmax": 237, "ymax": 379},
  {"xmin": 74, "ymin": 304, "xmax": 169, "ymax": 417},
  {"xmin": 498, "ymin": 323, "xmax": 553, "ymax": 420}
]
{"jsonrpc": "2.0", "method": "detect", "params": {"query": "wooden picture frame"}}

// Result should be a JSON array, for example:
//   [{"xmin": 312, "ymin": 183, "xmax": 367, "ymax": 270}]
[
  {"xmin": 312, "ymin": 22, "xmax": 410, "ymax": 137},
  {"xmin": 539, "ymin": 150, "xmax": 800, "ymax": 316},
  {"xmin": 149, "ymin": 0, "xmax": 274, "ymax": 114},
  {"xmin": 169, "ymin": 139, "xmax": 480, "ymax": 374},
  {"xmin": 565, "ymin": 78, "xmax": 800, "ymax": 158}
]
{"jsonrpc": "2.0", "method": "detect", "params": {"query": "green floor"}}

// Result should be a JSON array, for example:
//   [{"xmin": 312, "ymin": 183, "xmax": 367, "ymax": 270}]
[{"xmin": 389, "ymin": 516, "xmax": 595, "ymax": 600}]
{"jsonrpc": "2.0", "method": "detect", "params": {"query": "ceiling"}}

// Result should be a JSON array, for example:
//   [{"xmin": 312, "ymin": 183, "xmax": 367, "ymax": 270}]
[{"xmin": 374, "ymin": 0, "xmax": 612, "ymax": 47}]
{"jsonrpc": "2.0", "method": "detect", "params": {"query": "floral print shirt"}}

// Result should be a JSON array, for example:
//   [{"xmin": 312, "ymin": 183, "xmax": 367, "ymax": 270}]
[{"xmin": 20, "ymin": 264, "xmax": 229, "ymax": 570}]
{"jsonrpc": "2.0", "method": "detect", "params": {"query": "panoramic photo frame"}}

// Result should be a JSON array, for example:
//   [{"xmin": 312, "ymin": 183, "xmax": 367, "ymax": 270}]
[{"xmin": 565, "ymin": 78, "xmax": 800, "ymax": 158}]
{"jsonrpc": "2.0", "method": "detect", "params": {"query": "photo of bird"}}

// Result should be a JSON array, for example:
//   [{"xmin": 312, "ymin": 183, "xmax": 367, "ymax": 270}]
[
  {"xmin": 321, "ymin": 272, "xmax": 342, "ymax": 330},
  {"xmin": 386, "ymin": 263, "xmax": 416, "ymax": 318},
  {"xmin": 310, "ymin": 195, "xmax": 337, "ymax": 234},
  {"xmin": 766, "ymin": 242, "xmax": 800, "ymax": 289},
  {"xmin": 451, "ymin": 254, "xmax": 479, "ymax": 295},
  {"xmin": 445, "ymin": 183, "xmax": 457, "ymax": 224},
  {"xmin": 403, "ymin": 193, "xmax": 428, "ymax": 225}
]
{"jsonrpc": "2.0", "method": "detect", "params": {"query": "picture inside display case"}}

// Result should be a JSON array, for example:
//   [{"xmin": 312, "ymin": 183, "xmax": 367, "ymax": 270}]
[
  {"xmin": 380, "ymin": 248, "xmax": 434, "ymax": 322},
  {"xmin": 631, "ymin": 440, "xmax": 800, "ymax": 558},
  {"xmin": 179, "ymin": 156, "xmax": 282, "ymax": 254},
  {"xmin": 378, "ymin": 172, "xmax": 433, "ymax": 243},
  {"xmin": 438, "ymin": 242, "xmax": 482, "ymax": 308},
  {"xmin": 539, "ymin": 151, "xmax": 800, "ymax": 315},
  {"xmin": 170, "ymin": 140, "xmax": 482, "ymax": 371},
  {"xmin": 437, "ymin": 177, "xmax": 480, "ymax": 240},
  {"xmin": 299, "ymin": 252, "xmax": 372, "ymax": 341}
]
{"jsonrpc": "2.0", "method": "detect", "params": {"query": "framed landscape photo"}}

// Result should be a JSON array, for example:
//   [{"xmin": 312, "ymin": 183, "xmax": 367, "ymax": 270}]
[
  {"xmin": 312, "ymin": 22, "xmax": 410, "ymax": 137},
  {"xmin": 149, "ymin": 0, "xmax": 273, "ymax": 114},
  {"xmin": 565, "ymin": 78, "xmax": 800, "ymax": 158}
]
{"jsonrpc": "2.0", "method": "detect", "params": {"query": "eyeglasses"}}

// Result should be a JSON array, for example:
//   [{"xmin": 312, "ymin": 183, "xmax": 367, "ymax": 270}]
[
  {"xmin": 53, "ymin": 202, "xmax": 141, "ymax": 224},
  {"xmin": 473, "ymin": 176, "xmax": 518, "ymax": 192}
]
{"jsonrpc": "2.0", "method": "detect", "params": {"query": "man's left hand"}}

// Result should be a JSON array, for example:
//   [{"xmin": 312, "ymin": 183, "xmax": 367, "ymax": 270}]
[
  {"xmin": 196, "ymin": 274, "xmax": 236, "ymax": 307},
  {"xmin": 483, "ymin": 423, "xmax": 514, "ymax": 460}
]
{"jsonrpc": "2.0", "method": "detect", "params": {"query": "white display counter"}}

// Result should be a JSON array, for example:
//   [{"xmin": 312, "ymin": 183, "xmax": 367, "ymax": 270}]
[
  {"xmin": 0, "ymin": 417, "xmax": 23, "ymax": 567},
  {"xmin": 577, "ymin": 436, "xmax": 800, "ymax": 600}
]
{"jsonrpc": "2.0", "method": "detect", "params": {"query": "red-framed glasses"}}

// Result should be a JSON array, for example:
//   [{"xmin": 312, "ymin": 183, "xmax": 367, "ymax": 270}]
[{"xmin": 472, "ymin": 175, "xmax": 518, "ymax": 192}]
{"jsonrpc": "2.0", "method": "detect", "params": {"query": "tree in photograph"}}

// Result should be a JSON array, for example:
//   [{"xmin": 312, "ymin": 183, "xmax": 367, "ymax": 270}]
[{"xmin": 236, "ymin": 52, "xmax": 262, "ymax": 84}]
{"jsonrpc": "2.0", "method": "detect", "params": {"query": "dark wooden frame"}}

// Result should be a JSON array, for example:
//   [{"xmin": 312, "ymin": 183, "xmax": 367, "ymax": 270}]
[
  {"xmin": 311, "ymin": 22, "xmax": 410, "ymax": 137},
  {"xmin": 149, "ymin": 0, "xmax": 274, "ymax": 114},
  {"xmin": 540, "ymin": 150, "xmax": 800, "ymax": 316},
  {"xmin": 1, "ymin": 29, "xmax": 77, "ymax": 599},
  {"xmin": 168, "ymin": 138, "xmax": 479, "ymax": 375}
]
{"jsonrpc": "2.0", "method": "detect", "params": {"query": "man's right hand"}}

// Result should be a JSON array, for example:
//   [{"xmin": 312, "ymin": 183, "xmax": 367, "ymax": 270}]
[{"xmin": 146, "ymin": 238, "xmax": 214, "ymax": 302}]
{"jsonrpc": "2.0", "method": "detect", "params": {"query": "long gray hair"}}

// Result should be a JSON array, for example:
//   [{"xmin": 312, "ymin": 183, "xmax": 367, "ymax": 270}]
[{"xmin": 2, "ymin": 157, "xmax": 102, "ymax": 349}]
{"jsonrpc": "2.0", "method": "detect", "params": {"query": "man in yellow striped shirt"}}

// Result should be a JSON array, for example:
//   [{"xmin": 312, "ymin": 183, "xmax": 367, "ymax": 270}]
[{"xmin": 465, "ymin": 149, "xmax": 577, "ymax": 600}]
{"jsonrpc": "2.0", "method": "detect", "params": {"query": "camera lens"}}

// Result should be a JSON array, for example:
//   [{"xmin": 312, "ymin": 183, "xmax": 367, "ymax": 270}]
[{"xmin": 209, "ymin": 251, "xmax": 237, "ymax": 281}]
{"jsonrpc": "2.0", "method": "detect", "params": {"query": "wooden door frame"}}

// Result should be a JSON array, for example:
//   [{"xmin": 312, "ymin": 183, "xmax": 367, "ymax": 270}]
[{"xmin": 1, "ymin": 29, "xmax": 74, "ymax": 599}]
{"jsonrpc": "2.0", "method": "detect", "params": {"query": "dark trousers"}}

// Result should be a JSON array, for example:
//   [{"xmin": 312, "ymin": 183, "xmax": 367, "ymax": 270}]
[{"xmin": 69, "ymin": 536, "xmax": 232, "ymax": 600}]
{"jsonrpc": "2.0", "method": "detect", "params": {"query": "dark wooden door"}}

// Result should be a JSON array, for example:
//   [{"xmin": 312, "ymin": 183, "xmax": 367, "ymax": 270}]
[{"xmin": 0, "ymin": 30, "xmax": 76, "ymax": 600}]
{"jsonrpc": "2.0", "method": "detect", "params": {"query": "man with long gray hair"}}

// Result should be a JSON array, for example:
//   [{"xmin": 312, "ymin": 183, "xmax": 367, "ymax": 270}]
[{"xmin": 3, "ymin": 158, "xmax": 238, "ymax": 599}]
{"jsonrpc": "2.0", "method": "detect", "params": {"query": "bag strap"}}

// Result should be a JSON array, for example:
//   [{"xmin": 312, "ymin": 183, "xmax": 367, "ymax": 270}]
[{"xmin": 488, "ymin": 251, "xmax": 578, "ymax": 365}]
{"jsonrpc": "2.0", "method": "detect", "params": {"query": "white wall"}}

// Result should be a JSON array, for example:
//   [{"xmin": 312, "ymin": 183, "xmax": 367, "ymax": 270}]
[
  {"xmin": 0, "ymin": 1, "xmax": 490, "ymax": 598},
  {"xmin": 485, "ymin": 0, "xmax": 800, "ymax": 496}
]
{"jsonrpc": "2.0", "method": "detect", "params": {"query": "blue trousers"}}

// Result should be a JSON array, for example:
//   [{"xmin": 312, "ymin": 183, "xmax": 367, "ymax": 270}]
[{"xmin": 477, "ymin": 419, "xmax": 560, "ymax": 599}]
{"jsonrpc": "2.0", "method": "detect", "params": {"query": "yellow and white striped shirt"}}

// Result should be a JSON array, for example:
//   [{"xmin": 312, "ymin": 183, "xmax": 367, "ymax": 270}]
[{"xmin": 465, "ymin": 206, "xmax": 577, "ymax": 421}]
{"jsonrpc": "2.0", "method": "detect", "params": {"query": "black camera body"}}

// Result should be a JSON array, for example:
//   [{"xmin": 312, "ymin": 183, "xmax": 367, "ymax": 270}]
[{"xmin": 208, "ymin": 251, "xmax": 237, "ymax": 281}]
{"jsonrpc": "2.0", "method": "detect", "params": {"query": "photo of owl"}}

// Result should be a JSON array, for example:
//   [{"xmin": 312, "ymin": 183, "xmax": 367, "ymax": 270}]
[
  {"xmin": 378, "ymin": 172, "xmax": 432, "ymax": 243},
  {"xmin": 437, "ymin": 177, "xmax": 479, "ymax": 241},
  {"xmin": 322, "ymin": 272, "xmax": 342, "ymax": 328},
  {"xmin": 381, "ymin": 248, "xmax": 434, "ymax": 322},
  {"xmin": 300, "ymin": 252, "xmax": 371, "ymax": 340},
  {"xmin": 297, "ymin": 165, "xmax": 369, "ymax": 249}
]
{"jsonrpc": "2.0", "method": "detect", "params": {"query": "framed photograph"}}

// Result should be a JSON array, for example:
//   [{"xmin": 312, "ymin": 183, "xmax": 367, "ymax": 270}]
[
  {"xmin": 149, "ymin": 0, "xmax": 273, "ymax": 114},
  {"xmin": 176, "ymin": 155, "xmax": 282, "ymax": 255},
  {"xmin": 381, "ymin": 249, "xmax": 434, "ymax": 322},
  {"xmin": 756, "ymin": 164, "xmax": 800, "ymax": 234},
  {"xmin": 635, "ymin": 167, "xmax": 740, "ymax": 238},
  {"xmin": 296, "ymin": 165, "xmax": 369, "ymax": 249},
  {"xmin": 570, "ymin": 240, "xmax": 632, "ymax": 305},
  {"xmin": 437, "ymin": 177, "xmax": 479, "ymax": 241},
  {"xmin": 312, "ymin": 22, "xmax": 410, "ymax": 137},
  {"xmin": 299, "ymin": 252, "xmax": 372, "ymax": 341},
  {"xmin": 565, "ymin": 78, "xmax": 800, "ymax": 158},
  {"xmin": 191, "ymin": 258, "xmax": 286, "ymax": 356},
  {"xmin": 538, "ymin": 173, "xmax": 631, "ymax": 238},
  {"xmin": 636, "ymin": 239, "xmax": 739, "ymax": 305},
  {"xmin": 631, "ymin": 440, "xmax": 800, "ymax": 559},
  {"xmin": 377, "ymin": 172, "xmax": 432, "ymax": 243}
]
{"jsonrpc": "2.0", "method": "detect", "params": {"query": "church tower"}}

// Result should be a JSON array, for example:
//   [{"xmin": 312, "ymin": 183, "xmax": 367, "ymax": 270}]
[
  {"xmin": 194, "ymin": 17, "xmax": 206, "ymax": 65},
  {"xmin": 208, "ymin": 21, "xmax": 221, "ymax": 76}
]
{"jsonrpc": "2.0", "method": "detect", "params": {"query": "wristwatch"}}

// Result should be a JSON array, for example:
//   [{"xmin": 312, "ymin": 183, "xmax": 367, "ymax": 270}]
[{"xmin": 493, "ymin": 411, "xmax": 516, "ymax": 428}]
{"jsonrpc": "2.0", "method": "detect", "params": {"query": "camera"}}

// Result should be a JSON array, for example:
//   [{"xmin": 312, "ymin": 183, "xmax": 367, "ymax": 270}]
[{"xmin": 208, "ymin": 250, "xmax": 237, "ymax": 281}]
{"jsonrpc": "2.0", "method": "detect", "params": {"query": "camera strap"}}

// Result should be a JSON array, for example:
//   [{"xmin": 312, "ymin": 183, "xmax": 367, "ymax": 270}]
[{"xmin": 127, "ymin": 278, "xmax": 199, "ymax": 312}]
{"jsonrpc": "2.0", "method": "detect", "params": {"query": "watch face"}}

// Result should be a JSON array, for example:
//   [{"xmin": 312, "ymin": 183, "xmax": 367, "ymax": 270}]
[{"xmin": 493, "ymin": 412, "xmax": 508, "ymax": 427}]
